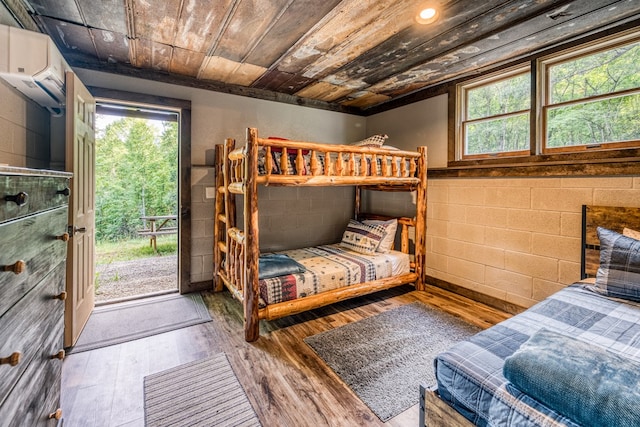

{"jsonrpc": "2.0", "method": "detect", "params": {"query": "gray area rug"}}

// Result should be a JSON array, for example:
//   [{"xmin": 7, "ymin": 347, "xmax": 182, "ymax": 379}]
[
  {"xmin": 304, "ymin": 301, "xmax": 481, "ymax": 422},
  {"xmin": 71, "ymin": 293, "xmax": 212, "ymax": 353},
  {"xmin": 144, "ymin": 353, "xmax": 261, "ymax": 427}
]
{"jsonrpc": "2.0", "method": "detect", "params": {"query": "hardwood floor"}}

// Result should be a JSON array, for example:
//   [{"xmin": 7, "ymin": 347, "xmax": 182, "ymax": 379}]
[{"xmin": 61, "ymin": 284, "xmax": 510, "ymax": 426}]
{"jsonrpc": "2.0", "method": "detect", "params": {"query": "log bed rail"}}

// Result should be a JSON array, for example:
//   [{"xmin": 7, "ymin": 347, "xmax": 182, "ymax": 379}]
[
  {"xmin": 228, "ymin": 129, "xmax": 424, "ymax": 189},
  {"xmin": 214, "ymin": 128, "xmax": 428, "ymax": 341}
]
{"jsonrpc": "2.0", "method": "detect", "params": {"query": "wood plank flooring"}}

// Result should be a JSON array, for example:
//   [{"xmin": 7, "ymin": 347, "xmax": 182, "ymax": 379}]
[{"xmin": 61, "ymin": 284, "xmax": 510, "ymax": 426}]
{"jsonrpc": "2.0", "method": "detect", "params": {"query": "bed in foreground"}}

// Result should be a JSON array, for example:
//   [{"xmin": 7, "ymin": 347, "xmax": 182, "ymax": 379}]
[{"xmin": 422, "ymin": 205, "xmax": 640, "ymax": 427}]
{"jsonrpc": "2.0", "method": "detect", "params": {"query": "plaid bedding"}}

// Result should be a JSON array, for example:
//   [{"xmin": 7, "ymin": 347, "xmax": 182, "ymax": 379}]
[
  {"xmin": 435, "ymin": 284, "xmax": 640, "ymax": 427},
  {"xmin": 259, "ymin": 244, "xmax": 408, "ymax": 306}
]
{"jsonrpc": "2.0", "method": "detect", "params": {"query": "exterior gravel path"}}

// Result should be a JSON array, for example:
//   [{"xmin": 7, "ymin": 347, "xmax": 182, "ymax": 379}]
[{"xmin": 95, "ymin": 255, "xmax": 177, "ymax": 302}]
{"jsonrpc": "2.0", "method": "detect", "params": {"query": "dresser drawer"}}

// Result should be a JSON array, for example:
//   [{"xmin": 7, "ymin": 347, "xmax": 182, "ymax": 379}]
[
  {"xmin": 0, "ymin": 262, "xmax": 65, "ymax": 406},
  {"xmin": 0, "ymin": 314, "xmax": 64, "ymax": 427},
  {"xmin": 0, "ymin": 175, "xmax": 70, "ymax": 223},
  {"xmin": 0, "ymin": 207, "xmax": 68, "ymax": 317}
]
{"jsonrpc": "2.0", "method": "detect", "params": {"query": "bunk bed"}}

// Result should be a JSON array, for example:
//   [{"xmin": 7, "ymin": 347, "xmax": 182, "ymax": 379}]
[{"xmin": 213, "ymin": 128, "xmax": 428, "ymax": 341}]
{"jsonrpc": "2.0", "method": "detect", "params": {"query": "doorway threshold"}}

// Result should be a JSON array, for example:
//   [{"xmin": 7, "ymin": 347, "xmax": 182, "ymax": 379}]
[{"xmin": 95, "ymin": 289, "xmax": 179, "ymax": 307}]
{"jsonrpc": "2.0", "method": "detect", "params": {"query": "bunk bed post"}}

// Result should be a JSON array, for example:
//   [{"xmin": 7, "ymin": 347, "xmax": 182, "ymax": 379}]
[
  {"xmin": 354, "ymin": 186, "xmax": 361, "ymax": 221},
  {"xmin": 224, "ymin": 139, "xmax": 237, "ymax": 231},
  {"xmin": 415, "ymin": 146, "xmax": 428, "ymax": 291},
  {"xmin": 213, "ymin": 144, "xmax": 225, "ymax": 292},
  {"xmin": 244, "ymin": 128, "xmax": 261, "ymax": 342}
]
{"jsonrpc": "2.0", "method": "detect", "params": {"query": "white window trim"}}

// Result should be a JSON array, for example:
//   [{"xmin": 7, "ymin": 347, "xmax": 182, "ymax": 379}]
[{"xmin": 456, "ymin": 64, "xmax": 530, "ymax": 161}]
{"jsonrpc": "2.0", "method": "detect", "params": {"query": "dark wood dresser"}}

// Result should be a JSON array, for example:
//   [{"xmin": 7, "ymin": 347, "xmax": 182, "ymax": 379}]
[{"xmin": 1, "ymin": 167, "xmax": 72, "ymax": 426}]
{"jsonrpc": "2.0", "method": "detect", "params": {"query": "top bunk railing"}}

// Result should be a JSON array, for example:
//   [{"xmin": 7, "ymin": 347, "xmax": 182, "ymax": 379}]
[{"xmin": 227, "ymin": 128, "xmax": 426, "ymax": 191}]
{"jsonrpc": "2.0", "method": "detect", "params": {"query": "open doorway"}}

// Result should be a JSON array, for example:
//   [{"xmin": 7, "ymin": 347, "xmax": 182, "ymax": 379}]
[{"xmin": 94, "ymin": 102, "xmax": 179, "ymax": 304}]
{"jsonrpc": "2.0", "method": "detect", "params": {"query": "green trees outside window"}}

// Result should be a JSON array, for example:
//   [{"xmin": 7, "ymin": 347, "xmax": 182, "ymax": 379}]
[
  {"xmin": 460, "ymin": 71, "xmax": 530, "ymax": 157},
  {"xmin": 95, "ymin": 117, "xmax": 178, "ymax": 242},
  {"xmin": 456, "ymin": 29, "xmax": 640, "ymax": 161},
  {"xmin": 545, "ymin": 41, "xmax": 640, "ymax": 149}
]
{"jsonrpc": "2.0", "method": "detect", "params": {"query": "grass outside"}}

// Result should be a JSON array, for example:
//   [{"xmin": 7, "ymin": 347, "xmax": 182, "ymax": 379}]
[{"xmin": 96, "ymin": 235, "xmax": 177, "ymax": 264}]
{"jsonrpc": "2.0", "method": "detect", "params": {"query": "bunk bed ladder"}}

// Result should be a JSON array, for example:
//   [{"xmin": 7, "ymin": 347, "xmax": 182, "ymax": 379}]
[{"xmin": 213, "ymin": 140, "xmax": 236, "ymax": 292}]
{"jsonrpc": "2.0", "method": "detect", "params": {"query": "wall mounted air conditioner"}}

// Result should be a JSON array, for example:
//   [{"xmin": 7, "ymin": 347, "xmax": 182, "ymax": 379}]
[{"xmin": 0, "ymin": 24, "xmax": 70, "ymax": 115}]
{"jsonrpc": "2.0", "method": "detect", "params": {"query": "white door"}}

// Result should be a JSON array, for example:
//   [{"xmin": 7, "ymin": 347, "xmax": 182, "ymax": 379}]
[{"xmin": 64, "ymin": 71, "xmax": 96, "ymax": 348}]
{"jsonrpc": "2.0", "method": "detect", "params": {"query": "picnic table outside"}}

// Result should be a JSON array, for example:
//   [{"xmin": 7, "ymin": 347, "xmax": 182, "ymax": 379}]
[{"xmin": 138, "ymin": 215, "xmax": 177, "ymax": 251}]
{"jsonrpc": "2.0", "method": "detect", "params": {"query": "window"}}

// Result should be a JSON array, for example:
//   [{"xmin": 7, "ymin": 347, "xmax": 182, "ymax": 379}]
[
  {"xmin": 457, "ymin": 67, "xmax": 530, "ymax": 160},
  {"xmin": 455, "ymin": 28, "xmax": 640, "ymax": 163},
  {"xmin": 541, "ymin": 34, "xmax": 640, "ymax": 153}
]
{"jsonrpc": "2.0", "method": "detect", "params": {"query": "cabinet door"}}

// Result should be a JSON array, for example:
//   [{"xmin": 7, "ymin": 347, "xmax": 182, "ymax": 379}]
[
  {"xmin": 0, "ymin": 314, "xmax": 64, "ymax": 427},
  {"xmin": 0, "ymin": 263, "xmax": 65, "ymax": 406},
  {"xmin": 0, "ymin": 207, "xmax": 68, "ymax": 317}
]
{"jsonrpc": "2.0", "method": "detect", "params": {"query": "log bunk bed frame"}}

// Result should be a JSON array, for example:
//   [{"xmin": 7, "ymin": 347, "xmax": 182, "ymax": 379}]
[{"xmin": 213, "ymin": 128, "xmax": 428, "ymax": 341}]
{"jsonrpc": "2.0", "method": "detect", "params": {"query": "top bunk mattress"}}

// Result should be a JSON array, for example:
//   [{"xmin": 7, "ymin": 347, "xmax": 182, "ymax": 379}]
[
  {"xmin": 259, "ymin": 243, "xmax": 410, "ymax": 306},
  {"xmin": 434, "ymin": 284, "xmax": 640, "ymax": 427}
]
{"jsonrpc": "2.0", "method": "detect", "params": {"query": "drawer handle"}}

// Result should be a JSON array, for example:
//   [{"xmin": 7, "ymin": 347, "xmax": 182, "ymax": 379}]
[
  {"xmin": 51, "ymin": 350, "xmax": 66, "ymax": 361},
  {"xmin": 0, "ymin": 351, "xmax": 21, "ymax": 366},
  {"xmin": 2, "ymin": 260, "xmax": 26, "ymax": 275},
  {"xmin": 56, "ymin": 232, "xmax": 70, "ymax": 242},
  {"xmin": 4, "ymin": 191, "xmax": 28, "ymax": 206},
  {"xmin": 56, "ymin": 187, "xmax": 70, "ymax": 197},
  {"xmin": 53, "ymin": 291, "xmax": 67, "ymax": 301},
  {"xmin": 48, "ymin": 409, "xmax": 62, "ymax": 420}
]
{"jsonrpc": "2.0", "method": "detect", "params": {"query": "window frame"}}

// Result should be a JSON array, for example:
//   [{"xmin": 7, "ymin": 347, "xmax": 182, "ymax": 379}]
[
  {"xmin": 456, "ymin": 65, "xmax": 531, "ymax": 161},
  {"xmin": 538, "ymin": 30, "xmax": 640, "ymax": 155},
  {"xmin": 452, "ymin": 27, "xmax": 640, "ymax": 167}
]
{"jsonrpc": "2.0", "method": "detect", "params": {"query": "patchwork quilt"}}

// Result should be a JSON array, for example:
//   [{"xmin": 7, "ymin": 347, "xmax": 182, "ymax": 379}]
[{"xmin": 259, "ymin": 244, "xmax": 409, "ymax": 306}]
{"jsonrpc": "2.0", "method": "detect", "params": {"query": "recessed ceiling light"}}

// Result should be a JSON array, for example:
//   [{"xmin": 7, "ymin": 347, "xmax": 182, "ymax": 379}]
[{"xmin": 416, "ymin": 6, "xmax": 439, "ymax": 25}]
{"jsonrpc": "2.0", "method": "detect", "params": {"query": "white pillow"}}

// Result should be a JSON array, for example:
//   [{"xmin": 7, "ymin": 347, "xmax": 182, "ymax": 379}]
[{"xmin": 363, "ymin": 218, "xmax": 398, "ymax": 253}]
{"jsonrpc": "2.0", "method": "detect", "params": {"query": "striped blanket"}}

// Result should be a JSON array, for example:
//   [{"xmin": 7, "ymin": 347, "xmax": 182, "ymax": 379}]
[
  {"xmin": 435, "ymin": 284, "xmax": 640, "ymax": 426},
  {"xmin": 259, "ymin": 244, "xmax": 408, "ymax": 306}
]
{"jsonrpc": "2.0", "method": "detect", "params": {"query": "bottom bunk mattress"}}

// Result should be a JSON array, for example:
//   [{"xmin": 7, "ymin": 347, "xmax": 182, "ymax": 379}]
[
  {"xmin": 259, "ymin": 243, "xmax": 410, "ymax": 306},
  {"xmin": 434, "ymin": 284, "xmax": 640, "ymax": 427}
]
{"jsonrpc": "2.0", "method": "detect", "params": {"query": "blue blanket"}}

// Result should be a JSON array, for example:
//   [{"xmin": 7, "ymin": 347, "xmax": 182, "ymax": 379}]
[
  {"xmin": 258, "ymin": 253, "xmax": 306, "ymax": 279},
  {"xmin": 503, "ymin": 328, "xmax": 640, "ymax": 427}
]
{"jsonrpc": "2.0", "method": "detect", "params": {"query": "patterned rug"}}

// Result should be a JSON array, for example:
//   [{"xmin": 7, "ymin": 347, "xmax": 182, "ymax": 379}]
[
  {"xmin": 144, "ymin": 353, "xmax": 261, "ymax": 427},
  {"xmin": 304, "ymin": 301, "xmax": 481, "ymax": 422},
  {"xmin": 71, "ymin": 293, "xmax": 212, "ymax": 353}
]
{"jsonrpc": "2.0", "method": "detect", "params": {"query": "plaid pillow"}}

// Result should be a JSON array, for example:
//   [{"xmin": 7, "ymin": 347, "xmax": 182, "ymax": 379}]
[
  {"xmin": 594, "ymin": 227, "xmax": 640, "ymax": 302},
  {"xmin": 340, "ymin": 220, "xmax": 387, "ymax": 255},
  {"xmin": 350, "ymin": 134, "xmax": 388, "ymax": 147}
]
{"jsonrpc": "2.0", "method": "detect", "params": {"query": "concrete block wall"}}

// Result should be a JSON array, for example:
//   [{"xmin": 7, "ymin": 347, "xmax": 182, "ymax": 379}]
[
  {"xmin": 237, "ymin": 185, "xmax": 355, "ymax": 253},
  {"xmin": 0, "ymin": 80, "xmax": 51, "ymax": 168},
  {"xmin": 190, "ymin": 166, "xmax": 216, "ymax": 284},
  {"xmin": 426, "ymin": 176, "xmax": 640, "ymax": 308}
]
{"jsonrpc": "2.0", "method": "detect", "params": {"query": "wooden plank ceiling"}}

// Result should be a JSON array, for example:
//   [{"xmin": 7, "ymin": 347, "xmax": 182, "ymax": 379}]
[{"xmin": 11, "ymin": 0, "xmax": 640, "ymax": 114}]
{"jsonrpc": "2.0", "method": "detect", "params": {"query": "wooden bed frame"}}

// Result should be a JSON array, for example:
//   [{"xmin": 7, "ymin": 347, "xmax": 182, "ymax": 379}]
[
  {"xmin": 422, "ymin": 204, "xmax": 640, "ymax": 426},
  {"xmin": 213, "ymin": 128, "xmax": 428, "ymax": 341}
]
